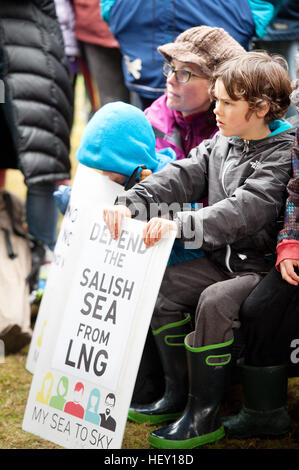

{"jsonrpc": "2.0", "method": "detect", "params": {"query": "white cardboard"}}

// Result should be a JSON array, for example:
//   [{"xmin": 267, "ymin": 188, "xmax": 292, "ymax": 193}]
[{"xmin": 23, "ymin": 165, "xmax": 175, "ymax": 449}]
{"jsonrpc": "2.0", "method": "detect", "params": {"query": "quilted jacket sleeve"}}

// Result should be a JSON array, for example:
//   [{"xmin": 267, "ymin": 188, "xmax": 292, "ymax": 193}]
[
  {"xmin": 276, "ymin": 126, "xmax": 299, "ymax": 265},
  {"xmin": 277, "ymin": 127, "xmax": 299, "ymax": 244}
]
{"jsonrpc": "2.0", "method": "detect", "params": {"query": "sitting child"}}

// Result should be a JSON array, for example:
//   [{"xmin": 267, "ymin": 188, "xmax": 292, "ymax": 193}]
[
  {"xmin": 223, "ymin": 83, "xmax": 299, "ymax": 440},
  {"xmin": 54, "ymin": 100, "xmax": 208, "ymax": 270},
  {"xmin": 103, "ymin": 51, "xmax": 294, "ymax": 448},
  {"xmin": 54, "ymin": 101, "xmax": 176, "ymax": 212},
  {"xmin": 53, "ymin": 100, "xmax": 203, "ymax": 405}
]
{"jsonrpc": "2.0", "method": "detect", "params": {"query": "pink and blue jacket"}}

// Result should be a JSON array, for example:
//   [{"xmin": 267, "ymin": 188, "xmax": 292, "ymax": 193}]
[{"xmin": 145, "ymin": 95, "xmax": 218, "ymax": 161}]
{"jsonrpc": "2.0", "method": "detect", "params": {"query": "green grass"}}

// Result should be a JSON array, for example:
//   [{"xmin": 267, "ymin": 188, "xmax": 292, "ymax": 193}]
[
  {"xmin": 0, "ymin": 348, "xmax": 59, "ymax": 449},
  {"xmin": 1, "ymin": 346, "xmax": 299, "ymax": 449}
]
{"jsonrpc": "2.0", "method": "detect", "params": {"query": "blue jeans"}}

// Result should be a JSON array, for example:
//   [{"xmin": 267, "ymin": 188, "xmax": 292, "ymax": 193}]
[{"xmin": 26, "ymin": 183, "xmax": 59, "ymax": 251}]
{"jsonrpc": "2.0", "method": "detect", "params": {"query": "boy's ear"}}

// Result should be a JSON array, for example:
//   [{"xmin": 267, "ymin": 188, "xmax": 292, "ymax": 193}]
[{"xmin": 256, "ymin": 100, "xmax": 270, "ymax": 119}]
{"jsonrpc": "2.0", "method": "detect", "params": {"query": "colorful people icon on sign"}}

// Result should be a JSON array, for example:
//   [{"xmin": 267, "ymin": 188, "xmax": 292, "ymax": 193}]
[
  {"xmin": 84, "ymin": 388, "xmax": 101, "ymax": 425},
  {"xmin": 49, "ymin": 376, "xmax": 69, "ymax": 411},
  {"xmin": 99, "ymin": 393, "xmax": 116, "ymax": 432},
  {"xmin": 64, "ymin": 381, "xmax": 85, "ymax": 419},
  {"xmin": 36, "ymin": 372, "xmax": 54, "ymax": 405}
]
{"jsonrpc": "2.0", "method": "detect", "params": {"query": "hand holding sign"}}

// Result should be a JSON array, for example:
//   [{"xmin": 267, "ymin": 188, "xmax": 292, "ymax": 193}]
[
  {"xmin": 103, "ymin": 205, "xmax": 132, "ymax": 240},
  {"xmin": 103, "ymin": 206, "xmax": 178, "ymax": 248},
  {"xmin": 142, "ymin": 217, "xmax": 178, "ymax": 248}
]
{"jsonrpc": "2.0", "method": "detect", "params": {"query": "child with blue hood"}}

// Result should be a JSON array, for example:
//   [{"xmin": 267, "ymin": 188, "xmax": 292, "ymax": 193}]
[
  {"xmin": 54, "ymin": 101, "xmax": 176, "ymax": 208},
  {"xmin": 54, "ymin": 101, "xmax": 205, "ymax": 266},
  {"xmin": 54, "ymin": 101, "xmax": 206, "ymax": 406}
]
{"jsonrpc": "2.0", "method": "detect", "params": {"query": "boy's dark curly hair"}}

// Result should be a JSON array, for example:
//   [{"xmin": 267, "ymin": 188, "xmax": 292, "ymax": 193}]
[{"xmin": 210, "ymin": 50, "xmax": 292, "ymax": 123}]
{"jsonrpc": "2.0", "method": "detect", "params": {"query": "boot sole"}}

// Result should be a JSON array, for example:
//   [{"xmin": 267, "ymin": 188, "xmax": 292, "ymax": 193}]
[
  {"xmin": 128, "ymin": 409, "xmax": 182, "ymax": 425},
  {"xmin": 225, "ymin": 428, "xmax": 290, "ymax": 440},
  {"xmin": 148, "ymin": 425, "xmax": 225, "ymax": 449}
]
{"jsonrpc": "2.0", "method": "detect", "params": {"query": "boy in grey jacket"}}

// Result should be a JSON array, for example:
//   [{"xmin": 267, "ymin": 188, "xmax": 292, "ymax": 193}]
[{"xmin": 103, "ymin": 51, "xmax": 295, "ymax": 448}]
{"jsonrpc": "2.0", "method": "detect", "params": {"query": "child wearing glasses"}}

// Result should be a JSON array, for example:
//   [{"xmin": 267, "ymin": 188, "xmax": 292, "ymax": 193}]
[{"xmin": 103, "ymin": 51, "xmax": 294, "ymax": 448}]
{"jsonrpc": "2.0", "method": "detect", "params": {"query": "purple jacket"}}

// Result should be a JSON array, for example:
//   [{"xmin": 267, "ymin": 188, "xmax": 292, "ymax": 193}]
[{"xmin": 145, "ymin": 94, "xmax": 218, "ymax": 160}]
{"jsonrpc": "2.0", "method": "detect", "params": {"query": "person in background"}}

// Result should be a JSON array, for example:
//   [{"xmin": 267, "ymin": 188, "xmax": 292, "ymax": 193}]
[
  {"xmin": 53, "ymin": 0, "xmax": 81, "ymax": 90},
  {"xmin": 101, "ymin": 0, "xmax": 281, "ymax": 109},
  {"xmin": 0, "ymin": 0, "xmax": 73, "ymax": 252},
  {"xmin": 0, "ymin": 42, "xmax": 18, "ymax": 189},
  {"xmin": 253, "ymin": 0, "xmax": 299, "ymax": 117},
  {"xmin": 72, "ymin": 0, "xmax": 130, "ymax": 109},
  {"xmin": 0, "ymin": 42, "xmax": 40, "ymax": 353},
  {"xmin": 145, "ymin": 26, "xmax": 245, "ymax": 162}
]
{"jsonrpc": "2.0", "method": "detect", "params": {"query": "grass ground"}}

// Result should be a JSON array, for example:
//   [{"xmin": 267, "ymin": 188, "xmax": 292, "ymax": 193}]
[
  {"xmin": 2, "ymin": 77, "xmax": 299, "ymax": 450},
  {"xmin": 1, "ymin": 346, "xmax": 299, "ymax": 449}
]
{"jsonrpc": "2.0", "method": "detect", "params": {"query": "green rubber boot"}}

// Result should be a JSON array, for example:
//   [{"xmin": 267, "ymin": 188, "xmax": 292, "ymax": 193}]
[
  {"xmin": 222, "ymin": 364, "xmax": 291, "ymax": 438},
  {"xmin": 128, "ymin": 315, "xmax": 191, "ymax": 425},
  {"xmin": 148, "ymin": 332, "xmax": 233, "ymax": 449}
]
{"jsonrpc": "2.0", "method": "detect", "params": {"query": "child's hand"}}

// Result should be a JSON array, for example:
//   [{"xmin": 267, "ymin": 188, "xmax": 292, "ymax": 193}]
[
  {"xmin": 139, "ymin": 169, "xmax": 152, "ymax": 181},
  {"xmin": 53, "ymin": 185, "xmax": 72, "ymax": 215},
  {"xmin": 279, "ymin": 258, "xmax": 299, "ymax": 286},
  {"xmin": 142, "ymin": 217, "xmax": 178, "ymax": 248},
  {"xmin": 103, "ymin": 205, "xmax": 132, "ymax": 239}
]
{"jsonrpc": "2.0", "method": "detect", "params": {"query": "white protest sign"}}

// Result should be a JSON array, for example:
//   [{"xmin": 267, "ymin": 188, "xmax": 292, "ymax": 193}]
[
  {"xmin": 26, "ymin": 164, "xmax": 124, "ymax": 373},
  {"xmin": 23, "ymin": 183, "xmax": 176, "ymax": 449},
  {"xmin": 51, "ymin": 222, "xmax": 151, "ymax": 390}
]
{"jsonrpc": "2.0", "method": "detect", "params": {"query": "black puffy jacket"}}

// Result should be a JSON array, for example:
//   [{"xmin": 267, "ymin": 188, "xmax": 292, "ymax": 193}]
[
  {"xmin": 0, "ymin": 43, "xmax": 18, "ymax": 170},
  {"xmin": 0, "ymin": 0, "xmax": 73, "ymax": 185}
]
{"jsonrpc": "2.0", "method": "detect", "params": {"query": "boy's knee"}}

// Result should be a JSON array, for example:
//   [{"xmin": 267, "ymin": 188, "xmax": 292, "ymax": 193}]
[
  {"xmin": 198, "ymin": 283, "xmax": 223, "ymax": 309},
  {"xmin": 195, "ymin": 285, "xmax": 224, "ymax": 327}
]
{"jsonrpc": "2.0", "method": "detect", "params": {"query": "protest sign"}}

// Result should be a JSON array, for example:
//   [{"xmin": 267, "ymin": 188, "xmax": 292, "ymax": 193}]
[
  {"xmin": 23, "ymin": 170, "xmax": 176, "ymax": 449},
  {"xmin": 26, "ymin": 164, "xmax": 123, "ymax": 373}
]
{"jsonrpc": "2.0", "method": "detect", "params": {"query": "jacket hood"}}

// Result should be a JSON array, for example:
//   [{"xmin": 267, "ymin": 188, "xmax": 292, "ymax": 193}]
[
  {"xmin": 76, "ymin": 101, "xmax": 176, "ymax": 177},
  {"xmin": 268, "ymin": 119, "xmax": 293, "ymax": 136}
]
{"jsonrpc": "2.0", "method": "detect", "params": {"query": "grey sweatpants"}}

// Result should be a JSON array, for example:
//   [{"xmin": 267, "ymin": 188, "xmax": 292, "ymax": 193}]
[{"xmin": 151, "ymin": 256, "xmax": 262, "ymax": 348}]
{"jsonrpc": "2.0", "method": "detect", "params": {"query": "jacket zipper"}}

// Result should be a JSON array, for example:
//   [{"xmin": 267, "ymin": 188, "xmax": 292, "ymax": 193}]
[
  {"xmin": 225, "ymin": 244, "xmax": 233, "ymax": 273},
  {"xmin": 221, "ymin": 139, "xmax": 251, "ymax": 273},
  {"xmin": 221, "ymin": 160, "xmax": 234, "ymax": 197}
]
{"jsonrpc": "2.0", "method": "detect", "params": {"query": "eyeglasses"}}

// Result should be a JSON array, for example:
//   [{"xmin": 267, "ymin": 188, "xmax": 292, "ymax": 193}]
[{"xmin": 162, "ymin": 62, "xmax": 203, "ymax": 83}]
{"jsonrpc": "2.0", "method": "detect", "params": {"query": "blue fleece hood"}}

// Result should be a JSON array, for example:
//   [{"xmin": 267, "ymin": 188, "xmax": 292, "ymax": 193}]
[{"xmin": 76, "ymin": 101, "xmax": 176, "ymax": 177}]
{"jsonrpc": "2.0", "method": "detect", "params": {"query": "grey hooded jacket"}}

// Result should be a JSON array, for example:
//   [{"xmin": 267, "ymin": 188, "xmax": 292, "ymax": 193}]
[{"xmin": 117, "ymin": 125, "xmax": 295, "ymax": 274}]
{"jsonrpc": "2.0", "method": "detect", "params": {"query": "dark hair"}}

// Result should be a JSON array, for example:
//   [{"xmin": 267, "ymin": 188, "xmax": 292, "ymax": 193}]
[{"xmin": 210, "ymin": 51, "xmax": 292, "ymax": 123}]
